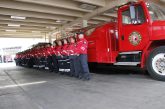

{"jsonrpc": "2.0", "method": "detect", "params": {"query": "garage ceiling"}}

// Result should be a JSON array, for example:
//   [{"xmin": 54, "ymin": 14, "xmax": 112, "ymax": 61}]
[{"xmin": 0, "ymin": 0, "xmax": 164, "ymax": 39}]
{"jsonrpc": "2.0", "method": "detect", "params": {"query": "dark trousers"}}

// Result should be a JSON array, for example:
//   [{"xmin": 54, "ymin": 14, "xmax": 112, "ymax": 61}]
[
  {"xmin": 57, "ymin": 56, "xmax": 70, "ymax": 74},
  {"xmin": 69, "ymin": 55, "xmax": 80, "ymax": 77},
  {"xmin": 41, "ymin": 57, "xmax": 46, "ymax": 65},
  {"xmin": 56, "ymin": 56, "xmax": 63, "ymax": 72},
  {"xmin": 39, "ymin": 57, "xmax": 46, "ymax": 68},
  {"xmin": 47, "ymin": 56, "xmax": 53, "ymax": 71},
  {"xmin": 52, "ymin": 55, "xmax": 59, "ymax": 72},
  {"xmin": 78, "ymin": 54, "xmax": 90, "ymax": 79},
  {"xmin": 22, "ymin": 58, "xmax": 26, "ymax": 66},
  {"xmin": 18, "ymin": 59, "xmax": 22, "ymax": 66},
  {"xmin": 27, "ymin": 58, "xmax": 34, "ymax": 68},
  {"xmin": 34, "ymin": 57, "xmax": 40, "ymax": 67},
  {"xmin": 25, "ymin": 58, "xmax": 29, "ymax": 66},
  {"xmin": 62, "ymin": 56, "xmax": 70, "ymax": 74},
  {"xmin": 15, "ymin": 59, "xmax": 18, "ymax": 65}
]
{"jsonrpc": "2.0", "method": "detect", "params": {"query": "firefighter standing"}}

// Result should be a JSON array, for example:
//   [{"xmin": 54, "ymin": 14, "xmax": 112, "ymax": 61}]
[
  {"xmin": 39, "ymin": 45, "xmax": 46, "ymax": 69},
  {"xmin": 51, "ymin": 41, "xmax": 59, "ymax": 73},
  {"xmin": 67, "ymin": 37, "xmax": 79, "ymax": 77},
  {"xmin": 28, "ymin": 48, "xmax": 35, "ymax": 68},
  {"xmin": 46, "ymin": 43, "xmax": 54, "ymax": 72},
  {"xmin": 60, "ymin": 38, "xmax": 70, "ymax": 74},
  {"xmin": 76, "ymin": 32, "xmax": 90, "ymax": 80},
  {"xmin": 55, "ymin": 40, "xmax": 63, "ymax": 73},
  {"xmin": 34, "ymin": 46, "xmax": 40, "ymax": 68}
]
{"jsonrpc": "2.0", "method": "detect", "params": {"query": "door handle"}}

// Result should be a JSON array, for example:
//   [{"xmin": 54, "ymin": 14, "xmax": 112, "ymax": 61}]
[{"xmin": 121, "ymin": 35, "xmax": 124, "ymax": 40}]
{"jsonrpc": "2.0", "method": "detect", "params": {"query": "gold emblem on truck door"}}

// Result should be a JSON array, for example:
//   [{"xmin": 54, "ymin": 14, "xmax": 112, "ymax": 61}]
[{"xmin": 129, "ymin": 31, "xmax": 142, "ymax": 46}]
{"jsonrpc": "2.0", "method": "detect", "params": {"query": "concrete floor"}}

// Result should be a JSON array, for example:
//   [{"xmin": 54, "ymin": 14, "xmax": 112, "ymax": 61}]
[{"xmin": 0, "ymin": 63, "xmax": 165, "ymax": 109}]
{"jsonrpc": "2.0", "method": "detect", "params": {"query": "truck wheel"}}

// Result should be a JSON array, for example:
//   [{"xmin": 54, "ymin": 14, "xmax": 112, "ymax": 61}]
[{"xmin": 147, "ymin": 46, "xmax": 165, "ymax": 81}]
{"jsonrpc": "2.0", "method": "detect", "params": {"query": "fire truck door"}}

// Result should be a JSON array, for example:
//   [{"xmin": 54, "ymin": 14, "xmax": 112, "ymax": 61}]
[{"xmin": 119, "ymin": 5, "xmax": 149, "ymax": 52}]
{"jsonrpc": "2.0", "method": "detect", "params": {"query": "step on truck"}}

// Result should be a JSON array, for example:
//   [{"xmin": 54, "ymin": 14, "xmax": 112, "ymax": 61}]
[{"xmin": 84, "ymin": 1, "xmax": 165, "ymax": 81}]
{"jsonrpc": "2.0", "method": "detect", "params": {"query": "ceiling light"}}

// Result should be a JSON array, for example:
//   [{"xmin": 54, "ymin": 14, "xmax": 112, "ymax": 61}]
[
  {"xmin": 46, "ymin": 26, "xmax": 56, "ymax": 29},
  {"xmin": 79, "ymin": 4, "xmax": 97, "ymax": 10},
  {"xmin": 32, "ymin": 31, "xmax": 41, "ymax": 33},
  {"xmin": 11, "ymin": 16, "xmax": 26, "ymax": 20},
  {"xmin": 5, "ymin": 30, "xmax": 16, "ymax": 32},
  {"xmin": 67, "ymin": 28, "xmax": 73, "ymax": 30},
  {"xmin": 56, "ymin": 20, "xmax": 61, "ymax": 23},
  {"xmin": 8, "ymin": 24, "xmax": 20, "ymax": 27}
]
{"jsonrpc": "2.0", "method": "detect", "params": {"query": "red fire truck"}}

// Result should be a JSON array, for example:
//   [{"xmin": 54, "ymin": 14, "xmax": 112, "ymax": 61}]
[{"xmin": 84, "ymin": 1, "xmax": 165, "ymax": 81}]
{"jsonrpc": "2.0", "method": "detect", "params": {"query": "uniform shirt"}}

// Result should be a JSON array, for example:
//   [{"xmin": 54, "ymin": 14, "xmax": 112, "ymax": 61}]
[
  {"xmin": 67, "ymin": 43, "xmax": 77, "ymax": 55},
  {"xmin": 42, "ymin": 48, "xmax": 46, "ymax": 57},
  {"xmin": 55, "ymin": 46, "xmax": 62, "ymax": 56},
  {"xmin": 30, "ymin": 50, "xmax": 34, "ymax": 58},
  {"xmin": 26, "ymin": 53, "xmax": 29, "ymax": 59},
  {"xmin": 31, "ymin": 49, "xmax": 35, "ymax": 57},
  {"xmin": 38, "ymin": 48, "xmax": 44, "ymax": 57},
  {"xmin": 19, "ymin": 54, "xmax": 22, "ymax": 59},
  {"xmin": 76, "ymin": 38, "xmax": 88, "ymax": 54},
  {"xmin": 61, "ymin": 44, "xmax": 69, "ymax": 56},
  {"xmin": 33, "ymin": 50, "xmax": 36, "ymax": 58},
  {"xmin": 45, "ymin": 47, "xmax": 52, "ymax": 56},
  {"xmin": 43, "ymin": 47, "xmax": 47, "ymax": 57},
  {"xmin": 22, "ymin": 54, "xmax": 25, "ymax": 59},
  {"xmin": 40, "ymin": 47, "xmax": 47, "ymax": 57},
  {"xmin": 15, "ymin": 54, "xmax": 18, "ymax": 60},
  {"xmin": 35, "ymin": 49, "xmax": 40, "ymax": 58},
  {"xmin": 51, "ymin": 46, "xmax": 57, "ymax": 55}
]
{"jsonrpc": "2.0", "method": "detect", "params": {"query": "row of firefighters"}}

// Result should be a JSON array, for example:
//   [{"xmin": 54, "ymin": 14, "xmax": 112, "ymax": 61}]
[{"xmin": 15, "ymin": 33, "xmax": 90, "ymax": 80}]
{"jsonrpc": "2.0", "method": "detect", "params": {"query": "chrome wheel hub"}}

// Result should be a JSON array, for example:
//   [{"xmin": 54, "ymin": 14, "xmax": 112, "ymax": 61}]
[{"xmin": 152, "ymin": 53, "xmax": 165, "ymax": 75}]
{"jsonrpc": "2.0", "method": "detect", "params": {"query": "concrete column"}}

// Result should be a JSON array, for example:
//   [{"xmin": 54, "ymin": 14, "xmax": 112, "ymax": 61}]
[
  {"xmin": 82, "ymin": 20, "xmax": 88, "ymax": 28},
  {"xmin": 48, "ymin": 33, "xmax": 52, "ymax": 43}
]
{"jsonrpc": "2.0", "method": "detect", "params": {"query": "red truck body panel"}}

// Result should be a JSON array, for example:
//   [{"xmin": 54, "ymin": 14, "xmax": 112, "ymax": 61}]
[
  {"xmin": 118, "ymin": 1, "xmax": 150, "ymax": 52},
  {"xmin": 85, "ymin": 1, "xmax": 165, "ymax": 66},
  {"xmin": 151, "ymin": 21, "xmax": 165, "ymax": 40},
  {"xmin": 85, "ymin": 23, "xmax": 118, "ymax": 63}
]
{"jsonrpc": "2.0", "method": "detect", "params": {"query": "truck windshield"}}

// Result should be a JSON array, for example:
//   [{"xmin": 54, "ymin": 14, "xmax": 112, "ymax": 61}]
[
  {"xmin": 122, "ymin": 5, "xmax": 145, "ymax": 24},
  {"xmin": 146, "ymin": 2, "xmax": 165, "ymax": 21}
]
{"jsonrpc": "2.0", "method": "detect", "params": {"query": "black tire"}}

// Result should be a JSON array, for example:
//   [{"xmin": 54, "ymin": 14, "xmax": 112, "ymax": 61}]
[{"xmin": 147, "ymin": 46, "xmax": 165, "ymax": 81}]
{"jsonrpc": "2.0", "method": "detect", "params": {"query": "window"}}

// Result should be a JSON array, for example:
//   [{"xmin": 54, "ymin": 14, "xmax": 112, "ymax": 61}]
[
  {"xmin": 146, "ymin": 2, "xmax": 165, "ymax": 21},
  {"xmin": 122, "ymin": 9, "xmax": 131, "ymax": 24},
  {"xmin": 85, "ymin": 28, "xmax": 95, "ymax": 36},
  {"xmin": 122, "ymin": 5, "xmax": 146, "ymax": 24}
]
